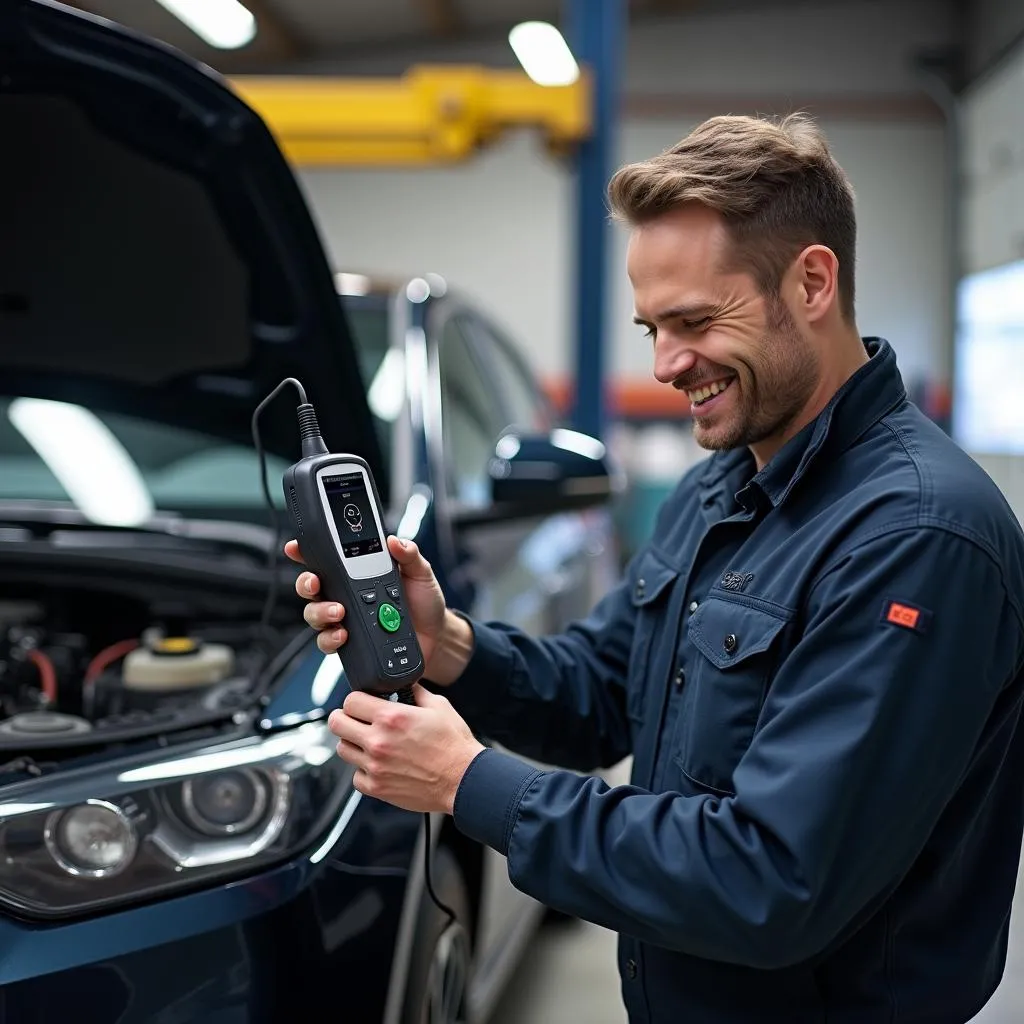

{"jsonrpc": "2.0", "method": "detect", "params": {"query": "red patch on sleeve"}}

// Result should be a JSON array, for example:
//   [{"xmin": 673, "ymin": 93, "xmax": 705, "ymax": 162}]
[{"xmin": 880, "ymin": 599, "xmax": 931, "ymax": 634}]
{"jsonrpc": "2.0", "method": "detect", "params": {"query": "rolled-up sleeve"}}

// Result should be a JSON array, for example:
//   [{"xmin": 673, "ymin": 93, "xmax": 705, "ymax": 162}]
[{"xmin": 452, "ymin": 526, "xmax": 1024, "ymax": 968}]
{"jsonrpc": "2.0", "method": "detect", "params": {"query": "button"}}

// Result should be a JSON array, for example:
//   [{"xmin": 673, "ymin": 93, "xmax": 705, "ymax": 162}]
[
  {"xmin": 674, "ymin": 667, "xmax": 685, "ymax": 690},
  {"xmin": 626, "ymin": 958, "xmax": 637, "ymax": 980},
  {"xmin": 723, "ymin": 633, "xmax": 737, "ymax": 653},
  {"xmin": 689, "ymin": 600, "xmax": 699, "ymax": 613},
  {"xmin": 382, "ymin": 640, "xmax": 420, "ymax": 676},
  {"xmin": 378, "ymin": 603, "xmax": 402, "ymax": 633},
  {"xmin": 634, "ymin": 578, "xmax": 646, "ymax": 599},
  {"xmin": 386, "ymin": 585, "xmax": 401, "ymax": 600},
  {"xmin": 360, "ymin": 591, "xmax": 377, "ymax": 604}
]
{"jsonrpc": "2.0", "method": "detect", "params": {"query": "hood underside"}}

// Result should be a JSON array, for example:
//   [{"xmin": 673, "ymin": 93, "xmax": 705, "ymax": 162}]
[{"xmin": 0, "ymin": 0, "xmax": 381, "ymax": 476}]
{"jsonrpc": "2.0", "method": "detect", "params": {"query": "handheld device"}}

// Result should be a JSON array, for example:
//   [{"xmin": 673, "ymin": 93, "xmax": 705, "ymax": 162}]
[
  {"xmin": 283, "ymin": 448, "xmax": 423, "ymax": 700},
  {"xmin": 282, "ymin": 403, "xmax": 423, "ymax": 702}
]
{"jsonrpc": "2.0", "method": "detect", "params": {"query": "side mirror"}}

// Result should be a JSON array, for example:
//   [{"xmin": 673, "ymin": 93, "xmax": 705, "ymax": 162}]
[{"xmin": 486, "ymin": 428, "xmax": 614, "ymax": 519}]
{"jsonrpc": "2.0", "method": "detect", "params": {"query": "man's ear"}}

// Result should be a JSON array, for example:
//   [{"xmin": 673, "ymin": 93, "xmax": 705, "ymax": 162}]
[{"xmin": 793, "ymin": 245, "xmax": 840, "ymax": 324}]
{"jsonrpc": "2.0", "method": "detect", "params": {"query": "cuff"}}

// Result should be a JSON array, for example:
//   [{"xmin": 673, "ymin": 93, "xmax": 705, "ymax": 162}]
[
  {"xmin": 434, "ymin": 617, "xmax": 517, "ymax": 715},
  {"xmin": 452, "ymin": 748, "xmax": 541, "ymax": 856}
]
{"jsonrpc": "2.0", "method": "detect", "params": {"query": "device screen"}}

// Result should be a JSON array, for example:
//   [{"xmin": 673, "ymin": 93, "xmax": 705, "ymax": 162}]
[{"xmin": 322, "ymin": 471, "xmax": 383, "ymax": 559}]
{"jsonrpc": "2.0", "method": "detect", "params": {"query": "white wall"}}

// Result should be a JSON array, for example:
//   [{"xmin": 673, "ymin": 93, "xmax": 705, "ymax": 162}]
[{"xmin": 297, "ymin": 0, "xmax": 954, "ymax": 392}]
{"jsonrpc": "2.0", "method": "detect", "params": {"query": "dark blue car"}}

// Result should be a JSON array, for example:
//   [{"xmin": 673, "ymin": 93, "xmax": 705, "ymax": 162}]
[{"xmin": 0, "ymin": 3, "xmax": 618, "ymax": 1020}]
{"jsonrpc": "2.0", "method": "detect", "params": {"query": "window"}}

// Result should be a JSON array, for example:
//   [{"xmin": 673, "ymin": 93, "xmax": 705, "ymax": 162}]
[
  {"xmin": 460, "ymin": 315, "xmax": 553, "ymax": 434},
  {"xmin": 437, "ymin": 318, "xmax": 506, "ymax": 506}
]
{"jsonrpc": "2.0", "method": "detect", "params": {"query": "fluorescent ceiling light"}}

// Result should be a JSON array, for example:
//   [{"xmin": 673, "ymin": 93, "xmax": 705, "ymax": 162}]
[
  {"xmin": 8, "ymin": 398, "xmax": 155, "ymax": 528},
  {"xmin": 154, "ymin": 0, "xmax": 257, "ymax": 50},
  {"xmin": 509, "ymin": 21, "xmax": 579, "ymax": 87}
]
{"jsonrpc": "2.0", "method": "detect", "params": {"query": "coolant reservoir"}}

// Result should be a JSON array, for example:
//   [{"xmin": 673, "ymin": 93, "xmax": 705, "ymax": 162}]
[{"xmin": 122, "ymin": 636, "xmax": 234, "ymax": 691}]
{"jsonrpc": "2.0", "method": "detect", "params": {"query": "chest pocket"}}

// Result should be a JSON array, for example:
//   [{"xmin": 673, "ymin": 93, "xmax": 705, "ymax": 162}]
[
  {"xmin": 626, "ymin": 549, "xmax": 680, "ymax": 725},
  {"xmin": 675, "ymin": 595, "xmax": 791, "ymax": 795}
]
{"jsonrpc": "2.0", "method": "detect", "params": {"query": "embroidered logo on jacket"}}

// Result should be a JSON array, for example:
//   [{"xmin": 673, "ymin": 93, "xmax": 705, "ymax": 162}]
[{"xmin": 720, "ymin": 571, "xmax": 755, "ymax": 592}]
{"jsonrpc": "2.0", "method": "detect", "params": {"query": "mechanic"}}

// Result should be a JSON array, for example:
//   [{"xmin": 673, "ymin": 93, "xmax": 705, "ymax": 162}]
[{"xmin": 286, "ymin": 113, "xmax": 1024, "ymax": 1023}]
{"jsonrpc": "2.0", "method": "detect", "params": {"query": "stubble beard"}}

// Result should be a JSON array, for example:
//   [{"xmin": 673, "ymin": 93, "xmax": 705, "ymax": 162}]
[{"xmin": 692, "ymin": 302, "xmax": 820, "ymax": 454}]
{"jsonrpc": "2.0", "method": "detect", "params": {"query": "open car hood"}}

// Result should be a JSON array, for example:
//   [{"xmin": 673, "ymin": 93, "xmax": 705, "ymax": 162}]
[{"xmin": 0, "ymin": 0, "xmax": 381, "ymax": 477}]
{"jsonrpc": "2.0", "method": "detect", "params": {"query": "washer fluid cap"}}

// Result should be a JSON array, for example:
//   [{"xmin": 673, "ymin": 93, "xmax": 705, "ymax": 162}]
[{"xmin": 151, "ymin": 636, "xmax": 201, "ymax": 656}]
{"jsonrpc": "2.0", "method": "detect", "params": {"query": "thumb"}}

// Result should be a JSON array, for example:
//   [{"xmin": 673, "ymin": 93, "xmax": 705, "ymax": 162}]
[
  {"xmin": 387, "ymin": 535, "xmax": 434, "ymax": 581},
  {"xmin": 411, "ymin": 682, "xmax": 446, "ymax": 709}
]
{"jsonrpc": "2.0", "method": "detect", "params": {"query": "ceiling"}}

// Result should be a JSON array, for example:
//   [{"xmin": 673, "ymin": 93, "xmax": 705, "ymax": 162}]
[{"xmin": 57, "ymin": 0, "xmax": 805, "ymax": 75}]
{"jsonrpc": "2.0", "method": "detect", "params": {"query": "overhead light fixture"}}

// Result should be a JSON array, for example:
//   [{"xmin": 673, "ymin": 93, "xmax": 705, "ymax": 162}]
[
  {"xmin": 508, "ymin": 21, "xmax": 580, "ymax": 87},
  {"xmin": 153, "ymin": 0, "xmax": 257, "ymax": 50}
]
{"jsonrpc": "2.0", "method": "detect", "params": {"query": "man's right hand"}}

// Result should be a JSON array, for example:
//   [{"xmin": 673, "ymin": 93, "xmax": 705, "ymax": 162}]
[{"xmin": 285, "ymin": 534, "xmax": 473, "ymax": 684}]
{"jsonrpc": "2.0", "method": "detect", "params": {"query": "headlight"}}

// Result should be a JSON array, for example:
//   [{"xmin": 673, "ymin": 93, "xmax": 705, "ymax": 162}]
[{"xmin": 0, "ymin": 720, "xmax": 354, "ymax": 918}]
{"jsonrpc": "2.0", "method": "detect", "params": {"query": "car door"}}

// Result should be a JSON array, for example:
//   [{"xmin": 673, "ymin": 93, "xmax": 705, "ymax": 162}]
[{"xmin": 423, "ymin": 298, "xmax": 617, "ymax": 991}]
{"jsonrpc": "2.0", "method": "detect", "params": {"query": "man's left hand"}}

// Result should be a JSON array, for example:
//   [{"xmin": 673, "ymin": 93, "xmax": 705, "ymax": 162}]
[{"xmin": 328, "ymin": 684, "xmax": 486, "ymax": 815}]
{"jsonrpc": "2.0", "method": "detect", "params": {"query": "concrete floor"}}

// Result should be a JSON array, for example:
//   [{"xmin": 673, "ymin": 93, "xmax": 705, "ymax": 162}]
[{"xmin": 488, "ymin": 758, "xmax": 1024, "ymax": 1023}]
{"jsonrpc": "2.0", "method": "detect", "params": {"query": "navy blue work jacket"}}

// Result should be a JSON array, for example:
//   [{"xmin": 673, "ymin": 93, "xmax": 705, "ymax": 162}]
[{"xmin": 444, "ymin": 338, "xmax": 1024, "ymax": 1022}]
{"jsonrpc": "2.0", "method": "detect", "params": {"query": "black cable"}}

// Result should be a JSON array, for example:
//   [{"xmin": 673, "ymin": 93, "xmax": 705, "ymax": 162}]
[
  {"xmin": 250, "ymin": 377, "xmax": 307, "ymax": 642},
  {"xmin": 252, "ymin": 378, "xmax": 456, "ymax": 928},
  {"xmin": 423, "ymin": 811, "xmax": 457, "ymax": 929}
]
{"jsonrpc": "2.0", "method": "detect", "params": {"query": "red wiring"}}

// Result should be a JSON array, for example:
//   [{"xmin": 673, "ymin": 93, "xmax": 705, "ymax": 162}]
[
  {"xmin": 26, "ymin": 648, "xmax": 58, "ymax": 705},
  {"xmin": 84, "ymin": 638, "xmax": 140, "ymax": 687}
]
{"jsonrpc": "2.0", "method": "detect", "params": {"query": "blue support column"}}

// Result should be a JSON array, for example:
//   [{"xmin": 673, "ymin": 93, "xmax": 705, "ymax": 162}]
[{"xmin": 565, "ymin": 0, "xmax": 627, "ymax": 442}]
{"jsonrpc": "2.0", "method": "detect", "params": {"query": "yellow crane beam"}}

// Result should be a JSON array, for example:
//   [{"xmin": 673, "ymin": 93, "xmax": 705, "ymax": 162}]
[{"xmin": 229, "ymin": 66, "xmax": 592, "ymax": 167}]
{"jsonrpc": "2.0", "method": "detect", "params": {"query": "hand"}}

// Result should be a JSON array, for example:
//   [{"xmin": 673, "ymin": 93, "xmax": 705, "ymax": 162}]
[
  {"xmin": 329, "ymin": 684, "xmax": 486, "ymax": 814},
  {"xmin": 285, "ymin": 534, "xmax": 450, "ymax": 671}
]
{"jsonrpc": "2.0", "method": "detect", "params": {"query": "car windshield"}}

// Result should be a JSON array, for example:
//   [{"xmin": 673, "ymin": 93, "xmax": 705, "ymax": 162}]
[{"xmin": 0, "ymin": 302, "xmax": 394, "ymax": 527}]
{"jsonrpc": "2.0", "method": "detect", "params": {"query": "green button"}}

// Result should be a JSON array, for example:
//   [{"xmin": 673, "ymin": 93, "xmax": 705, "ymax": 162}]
[{"xmin": 378, "ymin": 602, "xmax": 402, "ymax": 633}]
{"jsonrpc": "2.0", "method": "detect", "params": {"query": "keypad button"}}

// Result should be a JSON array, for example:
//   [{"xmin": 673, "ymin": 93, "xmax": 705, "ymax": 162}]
[
  {"xmin": 386, "ymin": 585, "xmax": 401, "ymax": 600},
  {"xmin": 381, "ymin": 640, "xmax": 418, "ymax": 675},
  {"xmin": 378, "ymin": 603, "xmax": 402, "ymax": 633},
  {"xmin": 360, "ymin": 591, "xmax": 377, "ymax": 605}
]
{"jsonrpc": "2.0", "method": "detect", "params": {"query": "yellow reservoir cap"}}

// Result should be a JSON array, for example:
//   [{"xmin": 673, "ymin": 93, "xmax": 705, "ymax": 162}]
[{"xmin": 151, "ymin": 637, "xmax": 200, "ymax": 656}]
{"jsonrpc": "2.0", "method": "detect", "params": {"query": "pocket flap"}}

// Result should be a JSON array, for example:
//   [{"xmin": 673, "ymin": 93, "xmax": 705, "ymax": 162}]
[
  {"xmin": 630, "ymin": 549, "xmax": 679, "ymax": 608},
  {"xmin": 688, "ymin": 597, "xmax": 789, "ymax": 669}
]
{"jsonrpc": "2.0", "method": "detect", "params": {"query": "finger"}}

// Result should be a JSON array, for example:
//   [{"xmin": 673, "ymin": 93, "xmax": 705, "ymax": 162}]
[
  {"xmin": 386, "ymin": 536, "xmax": 435, "ymax": 582},
  {"xmin": 329, "ymin": 710, "xmax": 371, "ymax": 745},
  {"xmin": 335, "ymin": 738, "xmax": 365, "ymax": 769},
  {"xmin": 343, "ymin": 690, "xmax": 388, "ymax": 724},
  {"xmin": 411, "ymin": 682, "xmax": 443, "ymax": 708},
  {"xmin": 316, "ymin": 628, "xmax": 347, "ymax": 654},
  {"xmin": 303, "ymin": 600, "xmax": 345, "ymax": 630},
  {"xmin": 284, "ymin": 539, "xmax": 304, "ymax": 564},
  {"xmin": 352, "ymin": 767, "xmax": 375, "ymax": 798},
  {"xmin": 295, "ymin": 572, "xmax": 320, "ymax": 599}
]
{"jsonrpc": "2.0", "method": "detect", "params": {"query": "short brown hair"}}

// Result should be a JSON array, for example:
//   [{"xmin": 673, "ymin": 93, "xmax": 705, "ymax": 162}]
[{"xmin": 607, "ymin": 113, "xmax": 857, "ymax": 321}]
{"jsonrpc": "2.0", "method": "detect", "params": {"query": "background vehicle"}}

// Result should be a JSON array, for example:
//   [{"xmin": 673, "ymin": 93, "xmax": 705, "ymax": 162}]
[{"xmin": 0, "ymin": 2, "xmax": 617, "ymax": 1021}]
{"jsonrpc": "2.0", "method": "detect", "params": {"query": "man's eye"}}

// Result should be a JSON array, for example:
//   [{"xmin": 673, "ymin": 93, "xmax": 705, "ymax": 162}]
[
  {"xmin": 642, "ymin": 326, "xmax": 656, "ymax": 340},
  {"xmin": 684, "ymin": 317, "xmax": 713, "ymax": 331}
]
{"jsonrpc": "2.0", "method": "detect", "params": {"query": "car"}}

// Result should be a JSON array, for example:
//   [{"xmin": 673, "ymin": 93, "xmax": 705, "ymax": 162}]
[{"xmin": 0, "ymin": 3, "xmax": 619, "ymax": 1022}]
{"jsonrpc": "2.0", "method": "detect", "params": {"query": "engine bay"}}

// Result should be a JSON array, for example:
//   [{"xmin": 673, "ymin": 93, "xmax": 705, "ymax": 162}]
[{"xmin": 0, "ymin": 581, "xmax": 281, "ymax": 751}]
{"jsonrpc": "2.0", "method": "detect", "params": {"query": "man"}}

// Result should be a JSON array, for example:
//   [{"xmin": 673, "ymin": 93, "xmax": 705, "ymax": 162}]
[{"xmin": 288, "ymin": 113, "xmax": 1024, "ymax": 1022}]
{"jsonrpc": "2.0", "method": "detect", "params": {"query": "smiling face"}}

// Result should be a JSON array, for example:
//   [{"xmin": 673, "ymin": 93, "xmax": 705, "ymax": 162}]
[{"xmin": 629, "ymin": 204, "xmax": 822, "ymax": 461}]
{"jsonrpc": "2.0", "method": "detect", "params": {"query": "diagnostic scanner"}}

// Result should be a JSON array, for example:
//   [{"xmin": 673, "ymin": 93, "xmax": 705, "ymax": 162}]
[{"xmin": 278, "ymin": 396, "xmax": 424, "ymax": 700}]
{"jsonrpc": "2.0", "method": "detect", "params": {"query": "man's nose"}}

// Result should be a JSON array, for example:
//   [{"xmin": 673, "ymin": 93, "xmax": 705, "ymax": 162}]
[{"xmin": 653, "ymin": 340, "xmax": 698, "ymax": 385}]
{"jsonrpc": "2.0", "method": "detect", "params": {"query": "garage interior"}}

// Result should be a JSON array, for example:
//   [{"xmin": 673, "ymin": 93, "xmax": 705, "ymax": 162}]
[{"xmin": 6, "ymin": 0, "xmax": 1024, "ymax": 1020}]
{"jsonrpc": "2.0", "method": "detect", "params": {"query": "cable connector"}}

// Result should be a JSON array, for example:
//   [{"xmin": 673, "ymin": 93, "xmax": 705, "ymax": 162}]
[{"xmin": 297, "ymin": 402, "xmax": 329, "ymax": 458}]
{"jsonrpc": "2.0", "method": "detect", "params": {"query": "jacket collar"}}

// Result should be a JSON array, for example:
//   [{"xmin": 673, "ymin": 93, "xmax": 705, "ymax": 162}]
[{"xmin": 699, "ymin": 337, "xmax": 907, "ymax": 512}]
